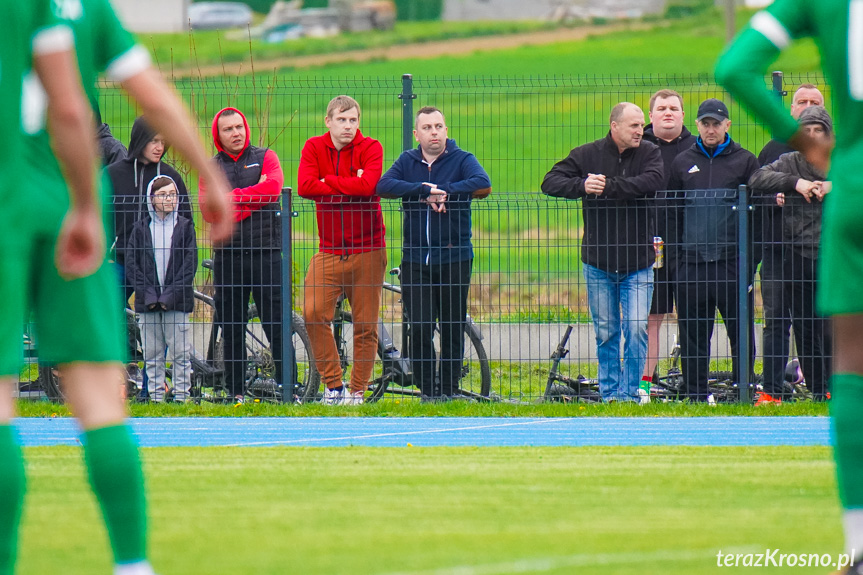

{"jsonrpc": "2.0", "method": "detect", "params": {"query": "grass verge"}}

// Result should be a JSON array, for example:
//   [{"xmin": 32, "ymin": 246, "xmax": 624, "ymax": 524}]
[
  {"xmin": 16, "ymin": 399, "xmax": 829, "ymax": 418},
  {"xmin": 19, "ymin": 445, "xmax": 838, "ymax": 574}
]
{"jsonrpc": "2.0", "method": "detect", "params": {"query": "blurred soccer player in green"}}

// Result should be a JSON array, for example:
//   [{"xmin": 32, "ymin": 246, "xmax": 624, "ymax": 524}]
[
  {"xmin": 0, "ymin": 1, "xmax": 233, "ymax": 574},
  {"xmin": 717, "ymin": 1, "xmax": 863, "ymax": 572}
]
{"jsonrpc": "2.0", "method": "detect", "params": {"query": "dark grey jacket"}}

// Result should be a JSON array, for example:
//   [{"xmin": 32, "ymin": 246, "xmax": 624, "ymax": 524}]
[{"xmin": 748, "ymin": 151, "xmax": 825, "ymax": 260}]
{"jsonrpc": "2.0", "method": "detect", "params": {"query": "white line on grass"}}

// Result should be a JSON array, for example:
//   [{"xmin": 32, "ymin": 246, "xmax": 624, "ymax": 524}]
[
  {"xmin": 375, "ymin": 546, "xmax": 761, "ymax": 575},
  {"xmin": 224, "ymin": 418, "xmax": 571, "ymax": 447}
]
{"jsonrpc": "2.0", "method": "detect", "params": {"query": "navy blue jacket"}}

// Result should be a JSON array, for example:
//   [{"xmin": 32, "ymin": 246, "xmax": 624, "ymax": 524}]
[
  {"xmin": 377, "ymin": 139, "xmax": 491, "ymax": 264},
  {"xmin": 126, "ymin": 215, "xmax": 198, "ymax": 313}
]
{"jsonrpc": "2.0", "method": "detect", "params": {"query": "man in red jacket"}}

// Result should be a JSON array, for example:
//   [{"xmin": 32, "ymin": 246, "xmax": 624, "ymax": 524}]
[
  {"xmin": 205, "ymin": 107, "xmax": 285, "ymax": 403},
  {"xmin": 298, "ymin": 95, "xmax": 386, "ymax": 405}
]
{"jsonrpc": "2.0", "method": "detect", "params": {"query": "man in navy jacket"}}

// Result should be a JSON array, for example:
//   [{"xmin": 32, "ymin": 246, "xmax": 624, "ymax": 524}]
[{"xmin": 378, "ymin": 107, "xmax": 491, "ymax": 400}]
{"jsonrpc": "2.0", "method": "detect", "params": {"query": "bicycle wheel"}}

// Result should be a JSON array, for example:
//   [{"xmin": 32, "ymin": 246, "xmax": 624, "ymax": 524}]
[
  {"xmin": 457, "ymin": 320, "xmax": 492, "ymax": 399},
  {"xmin": 37, "ymin": 365, "xmax": 62, "ymax": 402},
  {"xmin": 292, "ymin": 314, "xmax": 321, "ymax": 403}
]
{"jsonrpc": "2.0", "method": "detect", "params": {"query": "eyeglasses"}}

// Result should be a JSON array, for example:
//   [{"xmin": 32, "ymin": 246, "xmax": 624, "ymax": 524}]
[{"xmin": 154, "ymin": 192, "xmax": 178, "ymax": 200}]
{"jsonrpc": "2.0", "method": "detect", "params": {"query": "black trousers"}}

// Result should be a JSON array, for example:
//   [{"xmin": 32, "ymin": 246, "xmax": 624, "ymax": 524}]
[
  {"xmin": 214, "ymin": 248, "xmax": 283, "ymax": 397},
  {"xmin": 401, "ymin": 259, "xmax": 472, "ymax": 397},
  {"xmin": 785, "ymin": 252, "xmax": 831, "ymax": 399},
  {"xmin": 676, "ymin": 258, "xmax": 755, "ymax": 401},
  {"xmin": 760, "ymin": 244, "xmax": 792, "ymax": 396}
]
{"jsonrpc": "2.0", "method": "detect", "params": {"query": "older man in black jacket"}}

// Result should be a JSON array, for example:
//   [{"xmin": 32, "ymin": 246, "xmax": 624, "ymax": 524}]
[
  {"xmin": 667, "ymin": 98, "xmax": 760, "ymax": 402},
  {"xmin": 542, "ymin": 102, "xmax": 664, "ymax": 402}
]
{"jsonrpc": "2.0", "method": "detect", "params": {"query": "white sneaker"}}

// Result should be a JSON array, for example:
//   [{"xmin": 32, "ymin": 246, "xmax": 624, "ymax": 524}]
[
  {"xmin": 343, "ymin": 390, "xmax": 364, "ymax": 405},
  {"xmin": 323, "ymin": 387, "xmax": 345, "ymax": 405},
  {"xmin": 637, "ymin": 388, "xmax": 650, "ymax": 405}
]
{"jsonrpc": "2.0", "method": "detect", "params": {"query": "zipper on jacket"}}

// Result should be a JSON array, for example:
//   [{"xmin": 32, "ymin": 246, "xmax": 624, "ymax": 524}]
[{"xmin": 425, "ymin": 163, "xmax": 432, "ymax": 264}]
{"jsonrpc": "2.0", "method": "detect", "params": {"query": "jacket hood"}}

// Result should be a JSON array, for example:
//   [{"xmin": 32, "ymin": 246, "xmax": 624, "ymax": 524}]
[
  {"xmin": 128, "ymin": 116, "xmax": 168, "ymax": 162},
  {"xmin": 798, "ymin": 105, "xmax": 833, "ymax": 134},
  {"xmin": 322, "ymin": 129, "xmax": 366, "ymax": 151},
  {"xmin": 406, "ymin": 137, "xmax": 460, "ymax": 162},
  {"xmin": 644, "ymin": 124, "xmax": 694, "ymax": 144},
  {"xmin": 147, "ymin": 175, "xmax": 180, "ymax": 222},
  {"xmin": 212, "ymin": 107, "xmax": 251, "ymax": 161},
  {"xmin": 97, "ymin": 122, "xmax": 114, "ymax": 139}
]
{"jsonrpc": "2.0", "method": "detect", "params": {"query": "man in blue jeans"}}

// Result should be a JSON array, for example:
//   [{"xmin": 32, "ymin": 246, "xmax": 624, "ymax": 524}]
[{"xmin": 542, "ymin": 102, "xmax": 664, "ymax": 401}]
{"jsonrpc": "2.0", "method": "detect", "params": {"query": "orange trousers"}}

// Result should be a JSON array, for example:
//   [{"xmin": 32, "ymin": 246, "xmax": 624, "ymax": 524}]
[{"xmin": 303, "ymin": 249, "xmax": 387, "ymax": 392}]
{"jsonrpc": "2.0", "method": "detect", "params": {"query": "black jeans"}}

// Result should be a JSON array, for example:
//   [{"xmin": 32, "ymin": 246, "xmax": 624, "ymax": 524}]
[
  {"xmin": 760, "ymin": 244, "xmax": 792, "ymax": 396},
  {"xmin": 676, "ymin": 258, "xmax": 755, "ymax": 401},
  {"xmin": 401, "ymin": 259, "xmax": 473, "ymax": 398},
  {"xmin": 786, "ymin": 252, "xmax": 831, "ymax": 399},
  {"xmin": 214, "ymin": 248, "xmax": 283, "ymax": 397}
]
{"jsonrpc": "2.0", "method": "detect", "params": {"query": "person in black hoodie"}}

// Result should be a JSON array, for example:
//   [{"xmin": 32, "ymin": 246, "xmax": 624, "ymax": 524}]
[
  {"xmin": 106, "ymin": 116, "xmax": 192, "ymax": 303},
  {"xmin": 542, "ymin": 102, "xmax": 663, "ymax": 402},
  {"xmin": 126, "ymin": 176, "xmax": 198, "ymax": 403},
  {"xmin": 667, "ymin": 98, "xmax": 760, "ymax": 402},
  {"xmin": 93, "ymin": 102, "xmax": 126, "ymax": 166},
  {"xmin": 641, "ymin": 89, "xmax": 697, "ymax": 396}
]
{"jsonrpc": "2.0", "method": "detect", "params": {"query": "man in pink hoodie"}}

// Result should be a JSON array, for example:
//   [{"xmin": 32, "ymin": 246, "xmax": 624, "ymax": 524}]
[{"xmin": 204, "ymin": 107, "xmax": 285, "ymax": 403}]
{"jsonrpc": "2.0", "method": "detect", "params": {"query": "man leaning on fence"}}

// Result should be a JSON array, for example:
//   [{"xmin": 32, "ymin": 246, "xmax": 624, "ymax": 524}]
[
  {"xmin": 541, "ymin": 102, "xmax": 663, "ymax": 402},
  {"xmin": 666, "ymin": 98, "xmax": 759, "ymax": 402},
  {"xmin": 748, "ymin": 105, "xmax": 833, "ymax": 403},
  {"xmin": 641, "ymin": 89, "xmax": 697, "ymax": 395},
  {"xmin": 204, "ymin": 107, "xmax": 285, "ymax": 405},
  {"xmin": 754, "ymin": 84, "xmax": 824, "ymax": 404},
  {"xmin": 298, "ymin": 95, "xmax": 386, "ymax": 405},
  {"xmin": 377, "ymin": 106, "xmax": 491, "ymax": 401}
]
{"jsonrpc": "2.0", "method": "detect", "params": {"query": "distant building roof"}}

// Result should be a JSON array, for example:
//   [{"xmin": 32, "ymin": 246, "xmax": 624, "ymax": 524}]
[{"xmin": 113, "ymin": 0, "xmax": 190, "ymax": 33}]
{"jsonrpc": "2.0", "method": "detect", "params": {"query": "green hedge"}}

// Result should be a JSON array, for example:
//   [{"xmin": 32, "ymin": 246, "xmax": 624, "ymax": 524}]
[
  {"xmin": 192, "ymin": 0, "xmax": 277, "ymax": 14},
  {"xmin": 394, "ymin": 0, "xmax": 442, "ymax": 20},
  {"xmin": 194, "ymin": 0, "xmax": 442, "ymax": 20}
]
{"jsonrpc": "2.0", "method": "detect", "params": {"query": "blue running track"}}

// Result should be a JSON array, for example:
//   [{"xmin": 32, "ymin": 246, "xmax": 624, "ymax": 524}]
[{"xmin": 15, "ymin": 417, "xmax": 829, "ymax": 447}]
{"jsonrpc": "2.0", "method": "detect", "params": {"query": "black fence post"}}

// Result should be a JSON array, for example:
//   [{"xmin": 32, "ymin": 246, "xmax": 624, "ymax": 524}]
[
  {"xmin": 771, "ymin": 70, "xmax": 787, "ymax": 101},
  {"xmin": 281, "ymin": 186, "xmax": 294, "ymax": 403},
  {"xmin": 399, "ymin": 73, "xmax": 416, "ymax": 152},
  {"xmin": 737, "ymin": 184, "xmax": 753, "ymax": 403}
]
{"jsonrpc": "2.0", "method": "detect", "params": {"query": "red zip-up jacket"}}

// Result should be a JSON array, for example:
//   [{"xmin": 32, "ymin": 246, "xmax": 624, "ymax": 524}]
[{"xmin": 297, "ymin": 130, "xmax": 385, "ymax": 254}]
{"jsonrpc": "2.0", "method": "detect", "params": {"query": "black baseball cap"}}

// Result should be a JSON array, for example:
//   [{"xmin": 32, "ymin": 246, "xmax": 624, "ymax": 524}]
[{"xmin": 696, "ymin": 98, "xmax": 729, "ymax": 122}]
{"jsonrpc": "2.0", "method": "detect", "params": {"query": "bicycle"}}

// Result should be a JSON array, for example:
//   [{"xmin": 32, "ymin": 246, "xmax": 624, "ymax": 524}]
[
  {"xmin": 39, "ymin": 259, "xmax": 319, "ymax": 404},
  {"xmin": 543, "ymin": 326, "xmax": 773, "ymax": 403},
  {"xmin": 299, "ymin": 267, "xmax": 492, "ymax": 403}
]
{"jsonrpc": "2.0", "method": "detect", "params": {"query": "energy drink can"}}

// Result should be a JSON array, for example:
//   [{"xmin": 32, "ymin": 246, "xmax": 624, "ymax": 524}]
[{"xmin": 653, "ymin": 236, "xmax": 664, "ymax": 269}]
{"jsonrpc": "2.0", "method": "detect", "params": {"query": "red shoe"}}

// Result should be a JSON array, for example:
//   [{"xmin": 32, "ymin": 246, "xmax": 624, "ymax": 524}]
[{"xmin": 754, "ymin": 392, "xmax": 782, "ymax": 406}]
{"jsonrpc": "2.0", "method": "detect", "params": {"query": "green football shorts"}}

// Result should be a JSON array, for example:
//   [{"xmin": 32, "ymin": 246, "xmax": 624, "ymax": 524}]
[
  {"xmin": 817, "ymin": 161, "xmax": 863, "ymax": 317},
  {"xmin": 0, "ymin": 172, "xmax": 124, "ymax": 377}
]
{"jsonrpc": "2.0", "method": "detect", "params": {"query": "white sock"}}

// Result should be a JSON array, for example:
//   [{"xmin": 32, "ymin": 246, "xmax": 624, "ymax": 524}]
[
  {"xmin": 114, "ymin": 560, "xmax": 156, "ymax": 575},
  {"xmin": 843, "ymin": 509, "xmax": 863, "ymax": 560}
]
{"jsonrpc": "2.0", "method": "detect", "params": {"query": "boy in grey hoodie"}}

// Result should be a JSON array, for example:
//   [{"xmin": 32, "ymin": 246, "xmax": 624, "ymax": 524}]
[{"xmin": 126, "ymin": 176, "xmax": 198, "ymax": 402}]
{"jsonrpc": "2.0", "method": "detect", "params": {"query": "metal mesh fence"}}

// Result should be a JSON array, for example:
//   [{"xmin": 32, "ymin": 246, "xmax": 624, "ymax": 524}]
[{"xmin": 19, "ymin": 72, "xmax": 832, "ymax": 404}]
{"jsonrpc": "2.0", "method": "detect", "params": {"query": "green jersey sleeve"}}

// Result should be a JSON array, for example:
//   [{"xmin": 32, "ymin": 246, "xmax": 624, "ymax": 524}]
[{"xmin": 715, "ymin": 0, "xmax": 812, "ymax": 142}]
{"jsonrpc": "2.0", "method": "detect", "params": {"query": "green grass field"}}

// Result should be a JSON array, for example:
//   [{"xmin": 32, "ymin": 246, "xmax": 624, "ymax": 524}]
[
  {"xmin": 19, "ymin": 445, "xmax": 839, "ymax": 574},
  {"xmin": 16, "ymin": 399, "xmax": 830, "ymax": 418}
]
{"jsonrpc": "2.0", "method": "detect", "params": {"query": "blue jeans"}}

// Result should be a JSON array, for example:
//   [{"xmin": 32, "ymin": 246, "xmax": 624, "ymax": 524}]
[{"xmin": 583, "ymin": 264, "xmax": 654, "ymax": 402}]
